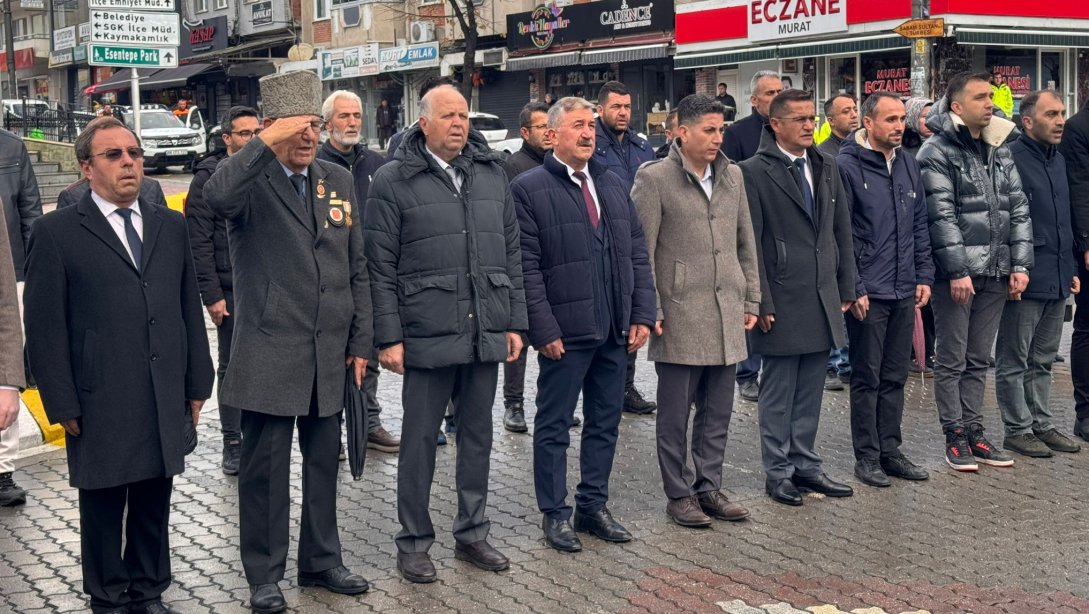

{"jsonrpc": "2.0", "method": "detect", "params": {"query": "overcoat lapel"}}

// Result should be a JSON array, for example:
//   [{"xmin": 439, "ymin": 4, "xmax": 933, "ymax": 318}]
[
  {"xmin": 76, "ymin": 193, "xmax": 139, "ymax": 273},
  {"xmin": 264, "ymin": 161, "xmax": 316, "ymax": 235}
]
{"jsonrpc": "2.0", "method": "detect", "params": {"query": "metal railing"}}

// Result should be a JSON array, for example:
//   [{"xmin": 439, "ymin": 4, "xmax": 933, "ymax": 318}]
[{"xmin": 2, "ymin": 102, "xmax": 96, "ymax": 143}]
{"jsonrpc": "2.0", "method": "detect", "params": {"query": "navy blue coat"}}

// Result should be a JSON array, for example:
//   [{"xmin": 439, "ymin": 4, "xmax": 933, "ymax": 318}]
[
  {"xmin": 722, "ymin": 112, "xmax": 768, "ymax": 163},
  {"xmin": 592, "ymin": 118, "xmax": 654, "ymax": 189},
  {"xmin": 837, "ymin": 130, "xmax": 934, "ymax": 301},
  {"xmin": 1009, "ymin": 135, "xmax": 1077, "ymax": 300},
  {"xmin": 511, "ymin": 153, "xmax": 656, "ymax": 349}
]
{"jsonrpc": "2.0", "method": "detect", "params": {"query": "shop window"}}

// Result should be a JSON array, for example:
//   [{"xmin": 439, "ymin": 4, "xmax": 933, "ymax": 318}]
[
  {"xmin": 315, "ymin": 0, "xmax": 329, "ymax": 19},
  {"xmin": 985, "ymin": 48, "xmax": 1036, "ymax": 117},
  {"xmin": 828, "ymin": 56, "xmax": 857, "ymax": 98},
  {"xmin": 860, "ymin": 50, "xmax": 911, "ymax": 101}
]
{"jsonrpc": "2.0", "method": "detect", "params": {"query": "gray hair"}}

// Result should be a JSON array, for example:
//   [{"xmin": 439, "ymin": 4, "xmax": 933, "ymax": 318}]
[
  {"xmin": 547, "ymin": 97, "xmax": 595, "ymax": 129},
  {"xmin": 419, "ymin": 85, "xmax": 463, "ymax": 120},
  {"xmin": 321, "ymin": 90, "xmax": 362, "ymax": 123},
  {"xmin": 750, "ymin": 70, "xmax": 781, "ymax": 95}
]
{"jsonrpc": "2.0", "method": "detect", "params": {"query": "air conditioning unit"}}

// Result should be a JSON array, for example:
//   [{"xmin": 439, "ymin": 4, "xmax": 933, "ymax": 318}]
[{"xmin": 410, "ymin": 20, "xmax": 436, "ymax": 44}]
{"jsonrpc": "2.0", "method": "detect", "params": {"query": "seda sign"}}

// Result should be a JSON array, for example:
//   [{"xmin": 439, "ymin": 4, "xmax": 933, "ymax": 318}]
[{"xmin": 748, "ymin": 0, "xmax": 846, "ymax": 42}]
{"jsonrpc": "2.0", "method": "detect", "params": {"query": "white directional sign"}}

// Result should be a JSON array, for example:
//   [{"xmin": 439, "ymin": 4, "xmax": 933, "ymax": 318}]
[
  {"xmin": 91, "ymin": 10, "xmax": 180, "ymax": 46},
  {"xmin": 89, "ymin": 0, "xmax": 176, "ymax": 10}
]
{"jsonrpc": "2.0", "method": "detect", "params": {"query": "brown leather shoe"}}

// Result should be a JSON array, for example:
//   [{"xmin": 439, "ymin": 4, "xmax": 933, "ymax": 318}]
[
  {"xmin": 367, "ymin": 427, "xmax": 400, "ymax": 453},
  {"xmin": 454, "ymin": 540, "xmax": 509, "ymax": 571},
  {"xmin": 698, "ymin": 491, "xmax": 750, "ymax": 521},
  {"xmin": 665, "ymin": 496, "xmax": 712, "ymax": 528}
]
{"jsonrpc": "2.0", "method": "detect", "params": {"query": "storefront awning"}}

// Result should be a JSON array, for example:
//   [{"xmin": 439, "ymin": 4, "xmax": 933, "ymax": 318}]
[
  {"xmin": 138, "ymin": 63, "xmax": 217, "ymax": 89},
  {"xmin": 675, "ymin": 34, "xmax": 910, "ymax": 70},
  {"xmin": 506, "ymin": 51, "xmax": 581, "ymax": 71},
  {"xmin": 953, "ymin": 27, "xmax": 1089, "ymax": 48},
  {"xmin": 85, "ymin": 68, "xmax": 134, "ymax": 94},
  {"xmin": 187, "ymin": 33, "xmax": 296, "ymax": 61},
  {"xmin": 581, "ymin": 44, "xmax": 669, "ymax": 65}
]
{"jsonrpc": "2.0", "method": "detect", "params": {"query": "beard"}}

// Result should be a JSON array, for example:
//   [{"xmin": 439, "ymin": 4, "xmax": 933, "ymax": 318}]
[{"xmin": 332, "ymin": 129, "xmax": 361, "ymax": 147}]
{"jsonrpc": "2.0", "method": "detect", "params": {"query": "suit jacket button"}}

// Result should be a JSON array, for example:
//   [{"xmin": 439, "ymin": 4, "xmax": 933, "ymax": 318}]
[
  {"xmin": 320, "ymin": 285, "xmax": 327, "ymax": 293},
  {"xmin": 150, "ymin": 354, "xmax": 159, "ymax": 361},
  {"xmin": 149, "ymin": 318, "xmax": 156, "ymax": 325},
  {"xmin": 142, "ymin": 281, "xmax": 149, "ymax": 288},
  {"xmin": 316, "ymin": 330, "xmax": 323, "ymax": 338}
]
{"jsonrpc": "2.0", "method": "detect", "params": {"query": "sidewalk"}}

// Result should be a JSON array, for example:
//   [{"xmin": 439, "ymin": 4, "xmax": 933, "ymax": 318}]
[{"xmin": 3, "ymin": 334, "xmax": 1089, "ymax": 612}]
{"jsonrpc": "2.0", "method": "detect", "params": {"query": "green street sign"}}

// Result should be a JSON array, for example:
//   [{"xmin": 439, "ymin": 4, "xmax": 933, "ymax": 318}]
[{"xmin": 89, "ymin": 44, "xmax": 177, "ymax": 68}]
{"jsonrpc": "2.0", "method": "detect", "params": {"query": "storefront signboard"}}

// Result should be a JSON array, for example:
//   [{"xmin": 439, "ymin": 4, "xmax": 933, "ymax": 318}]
[
  {"xmin": 748, "ymin": 0, "xmax": 846, "ymax": 42},
  {"xmin": 252, "ymin": 2, "xmax": 274, "ymax": 26},
  {"xmin": 54, "ymin": 26, "xmax": 77, "ymax": 51},
  {"xmin": 378, "ymin": 43, "xmax": 440, "ymax": 73},
  {"xmin": 180, "ymin": 15, "xmax": 228, "ymax": 58},
  {"xmin": 506, "ymin": 0, "xmax": 674, "ymax": 52},
  {"xmin": 79, "ymin": 22, "xmax": 92, "ymax": 44},
  {"xmin": 319, "ymin": 44, "xmax": 378, "ymax": 80}
]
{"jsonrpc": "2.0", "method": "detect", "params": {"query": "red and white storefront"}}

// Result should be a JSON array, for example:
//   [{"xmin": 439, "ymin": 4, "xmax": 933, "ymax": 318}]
[{"xmin": 674, "ymin": 0, "xmax": 1089, "ymax": 117}]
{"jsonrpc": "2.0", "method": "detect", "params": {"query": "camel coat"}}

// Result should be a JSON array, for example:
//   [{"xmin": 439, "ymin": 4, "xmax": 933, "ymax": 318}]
[{"xmin": 632, "ymin": 141, "xmax": 760, "ymax": 365}]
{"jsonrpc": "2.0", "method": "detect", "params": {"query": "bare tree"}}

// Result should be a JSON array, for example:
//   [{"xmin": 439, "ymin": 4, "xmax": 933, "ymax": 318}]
[{"xmin": 446, "ymin": 0, "xmax": 478, "ymax": 101}]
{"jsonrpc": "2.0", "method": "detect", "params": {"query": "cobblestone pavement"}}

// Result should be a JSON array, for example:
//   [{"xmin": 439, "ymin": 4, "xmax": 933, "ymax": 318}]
[{"xmin": 3, "ymin": 318, "xmax": 1089, "ymax": 613}]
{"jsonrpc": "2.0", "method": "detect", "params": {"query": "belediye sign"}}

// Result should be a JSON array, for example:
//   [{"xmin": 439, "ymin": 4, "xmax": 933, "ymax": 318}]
[
  {"xmin": 91, "ymin": 10, "xmax": 180, "ymax": 46},
  {"xmin": 747, "ymin": 0, "xmax": 846, "ymax": 43},
  {"xmin": 89, "ymin": 0, "xmax": 176, "ymax": 9}
]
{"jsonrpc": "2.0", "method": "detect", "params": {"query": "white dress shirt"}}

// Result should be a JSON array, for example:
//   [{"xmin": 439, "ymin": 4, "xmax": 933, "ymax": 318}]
[
  {"xmin": 91, "ymin": 191, "xmax": 142, "ymax": 265},
  {"xmin": 776, "ymin": 143, "xmax": 814, "ymax": 195},
  {"xmin": 427, "ymin": 148, "xmax": 463, "ymax": 192},
  {"xmin": 697, "ymin": 164, "xmax": 714, "ymax": 200},
  {"xmin": 555, "ymin": 157, "xmax": 602, "ymax": 218}
]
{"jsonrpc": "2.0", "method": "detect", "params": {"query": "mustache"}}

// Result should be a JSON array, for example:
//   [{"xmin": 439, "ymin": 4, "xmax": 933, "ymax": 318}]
[{"xmin": 577, "ymin": 139, "xmax": 593, "ymax": 147}]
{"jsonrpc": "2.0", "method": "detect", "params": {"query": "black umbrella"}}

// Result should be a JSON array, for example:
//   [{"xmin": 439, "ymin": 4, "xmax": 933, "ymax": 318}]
[{"xmin": 343, "ymin": 368, "xmax": 369, "ymax": 480}]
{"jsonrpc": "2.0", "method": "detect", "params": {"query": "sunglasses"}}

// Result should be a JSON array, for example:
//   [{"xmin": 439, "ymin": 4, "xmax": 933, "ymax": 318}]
[{"xmin": 93, "ymin": 147, "xmax": 145, "ymax": 161}]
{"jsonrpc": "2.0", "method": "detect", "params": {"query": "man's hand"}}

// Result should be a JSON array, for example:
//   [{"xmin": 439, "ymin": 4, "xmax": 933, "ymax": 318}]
[
  {"xmin": 189, "ymin": 399, "xmax": 205, "ymax": 426},
  {"xmin": 258, "ymin": 115, "xmax": 317, "ymax": 148},
  {"xmin": 627, "ymin": 324, "xmax": 651, "ymax": 353},
  {"xmin": 346, "ymin": 355, "xmax": 368, "ymax": 388},
  {"xmin": 62, "ymin": 418, "xmax": 81, "ymax": 438},
  {"xmin": 505, "ymin": 332, "xmax": 523, "ymax": 363},
  {"xmin": 915, "ymin": 284, "xmax": 932, "ymax": 308},
  {"xmin": 757, "ymin": 314, "xmax": 775, "ymax": 333},
  {"xmin": 539, "ymin": 338, "xmax": 565, "ymax": 361},
  {"xmin": 0, "ymin": 389, "xmax": 18, "ymax": 430},
  {"xmin": 654, "ymin": 320, "xmax": 664, "ymax": 336},
  {"xmin": 950, "ymin": 276, "xmax": 975, "ymax": 305},
  {"xmin": 1083, "ymin": 250, "xmax": 1089, "ymax": 270},
  {"xmin": 379, "ymin": 344, "xmax": 405, "ymax": 374},
  {"xmin": 206, "ymin": 299, "xmax": 229, "ymax": 327},
  {"xmin": 743, "ymin": 313, "xmax": 757, "ymax": 330},
  {"xmin": 840, "ymin": 301, "xmax": 855, "ymax": 314},
  {"xmin": 850, "ymin": 295, "xmax": 870, "ymax": 321},
  {"xmin": 1008, "ymin": 272, "xmax": 1029, "ymax": 301},
  {"xmin": 1073, "ymin": 276, "xmax": 1082, "ymax": 295}
]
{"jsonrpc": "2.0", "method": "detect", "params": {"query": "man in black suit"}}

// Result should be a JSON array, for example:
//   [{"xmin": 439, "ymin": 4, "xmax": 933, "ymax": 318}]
[
  {"xmin": 204, "ymin": 70, "xmax": 373, "ymax": 614},
  {"xmin": 24, "ymin": 116, "xmax": 214, "ymax": 614}
]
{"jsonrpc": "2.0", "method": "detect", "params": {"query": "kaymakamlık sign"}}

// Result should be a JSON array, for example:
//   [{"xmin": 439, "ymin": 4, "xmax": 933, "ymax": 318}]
[{"xmin": 748, "ymin": 0, "xmax": 846, "ymax": 43}]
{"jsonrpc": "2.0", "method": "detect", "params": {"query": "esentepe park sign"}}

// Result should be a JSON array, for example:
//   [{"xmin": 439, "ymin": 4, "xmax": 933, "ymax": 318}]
[
  {"xmin": 748, "ymin": 0, "xmax": 846, "ymax": 42},
  {"xmin": 507, "ymin": 0, "xmax": 673, "ymax": 52}
]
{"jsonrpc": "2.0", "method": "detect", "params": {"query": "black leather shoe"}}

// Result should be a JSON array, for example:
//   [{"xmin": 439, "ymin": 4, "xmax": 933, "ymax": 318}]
[
  {"xmin": 542, "ymin": 515, "xmax": 582, "ymax": 552},
  {"xmin": 298, "ymin": 564, "xmax": 369, "ymax": 595},
  {"xmin": 573, "ymin": 507, "xmax": 632, "ymax": 542},
  {"xmin": 397, "ymin": 551, "xmax": 437, "ymax": 583},
  {"xmin": 131, "ymin": 602, "xmax": 180, "ymax": 614},
  {"xmin": 249, "ymin": 584, "xmax": 286, "ymax": 614},
  {"xmin": 503, "ymin": 404, "xmax": 528, "ymax": 433},
  {"xmin": 455, "ymin": 540, "xmax": 510, "ymax": 571},
  {"xmin": 854, "ymin": 459, "xmax": 891, "ymax": 487},
  {"xmin": 765, "ymin": 478, "xmax": 802, "ymax": 506},
  {"xmin": 793, "ymin": 473, "xmax": 854, "ymax": 497},
  {"xmin": 1074, "ymin": 417, "xmax": 1089, "ymax": 442}
]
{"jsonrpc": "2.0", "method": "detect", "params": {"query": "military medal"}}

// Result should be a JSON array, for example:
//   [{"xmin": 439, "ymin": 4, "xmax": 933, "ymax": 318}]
[
  {"xmin": 316, "ymin": 179, "xmax": 327, "ymax": 198},
  {"xmin": 328, "ymin": 205, "xmax": 346, "ymax": 227}
]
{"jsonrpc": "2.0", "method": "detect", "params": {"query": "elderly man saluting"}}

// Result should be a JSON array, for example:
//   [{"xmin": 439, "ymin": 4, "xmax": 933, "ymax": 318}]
[
  {"xmin": 204, "ymin": 71, "xmax": 373, "ymax": 614},
  {"xmin": 365, "ymin": 85, "xmax": 527, "ymax": 583}
]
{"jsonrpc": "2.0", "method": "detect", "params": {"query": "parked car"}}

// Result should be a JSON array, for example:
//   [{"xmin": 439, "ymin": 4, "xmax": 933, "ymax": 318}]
[
  {"xmin": 119, "ymin": 105, "xmax": 207, "ymax": 171},
  {"xmin": 468, "ymin": 112, "xmax": 509, "ymax": 149}
]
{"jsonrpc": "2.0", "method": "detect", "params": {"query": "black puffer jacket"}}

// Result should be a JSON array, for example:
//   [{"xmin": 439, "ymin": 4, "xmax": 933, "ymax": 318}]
[
  {"xmin": 917, "ymin": 97, "xmax": 1033, "ymax": 280},
  {"xmin": 185, "ymin": 151, "xmax": 231, "ymax": 304},
  {"xmin": 364, "ymin": 126, "xmax": 528, "ymax": 369}
]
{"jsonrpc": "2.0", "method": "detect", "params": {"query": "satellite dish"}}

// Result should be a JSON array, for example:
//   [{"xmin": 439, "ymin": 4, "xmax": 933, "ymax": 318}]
[{"xmin": 287, "ymin": 43, "xmax": 315, "ymax": 61}]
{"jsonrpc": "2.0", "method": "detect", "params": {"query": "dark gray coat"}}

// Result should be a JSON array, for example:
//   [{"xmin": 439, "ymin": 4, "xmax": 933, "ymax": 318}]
[
  {"xmin": 365, "ymin": 126, "xmax": 527, "ymax": 369},
  {"xmin": 917, "ymin": 98, "xmax": 1033, "ymax": 280},
  {"xmin": 205, "ymin": 138, "xmax": 373, "ymax": 417},
  {"xmin": 58, "ymin": 177, "xmax": 167, "ymax": 210},
  {"xmin": 740, "ymin": 128, "xmax": 857, "ymax": 356},
  {"xmin": 24, "ymin": 193, "xmax": 214, "ymax": 489},
  {"xmin": 0, "ymin": 129, "xmax": 41, "ymax": 281}
]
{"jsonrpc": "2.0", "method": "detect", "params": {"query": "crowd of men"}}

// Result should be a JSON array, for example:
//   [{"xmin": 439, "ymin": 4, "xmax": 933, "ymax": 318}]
[{"xmin": 2, "ymin": 66, "xmax": 1089, "ymax": 613}]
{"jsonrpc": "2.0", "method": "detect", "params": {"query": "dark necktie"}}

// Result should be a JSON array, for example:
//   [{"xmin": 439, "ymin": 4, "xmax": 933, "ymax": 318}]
[
  {"xmin": 115, "ymin": 208, "xmax": 142, "ymax": 271},
  {"xmin": 572, "ymin": 171, "xmax": 599, "ymax": 228},
  {"xmin": 793, "ymin": 158, "xmax": 815, "ymax": 220},
  {"xmin": 290, "ymin": 173, "xmax": 308, "ymax": 213}
]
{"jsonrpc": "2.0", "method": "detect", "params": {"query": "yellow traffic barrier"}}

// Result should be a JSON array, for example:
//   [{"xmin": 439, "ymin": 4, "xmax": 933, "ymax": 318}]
[{"xmin": 21, "ymin": 388, "xmax": 65, "ymax": 447}]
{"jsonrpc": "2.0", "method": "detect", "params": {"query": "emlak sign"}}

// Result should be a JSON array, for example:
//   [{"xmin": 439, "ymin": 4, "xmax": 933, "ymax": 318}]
[{"xmin": 749, "ymin": 0, "xmax": 845, "ymax": 42}]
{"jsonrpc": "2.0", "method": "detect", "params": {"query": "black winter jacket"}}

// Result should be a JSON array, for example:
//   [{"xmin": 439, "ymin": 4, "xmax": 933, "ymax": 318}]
[
  {"xmin": 1009, "ymin": 135, "xmax": 1076, "ymax": 300},
  {"xmin": 837, "ymin": 130, "xmax": 934, "ymax": 300},
  {"xmin": 592, "ymin": 118, "xmax": 654, "ymax": 189},
  {"xmin": 722, "ymin": 111, "xmax": 768, "ymax": 162},
  {"xmin": 917, "ymin": 98, "xmax": 1033, "ymax": 280},
  {"xmin": 185, "ymin": 151, "xmax": 231, "ymax": 304},
  {"xmin": 315, "ymin": 139, "xmax": 385, "ymax": 222},
  {"xmin": 502, "ymin": 141, "xmax": 546, "ymax": 181},
  {"xmin": 511, "ymin": 153, "xmax": 656, "ymax": 349},
  {"xmin": 1058, "ymin": 105, "xmax": 1089, "ymax": 252},
  {"xmin": 364, "ymin": 126, "xmax": 528, "ymax": 369}
]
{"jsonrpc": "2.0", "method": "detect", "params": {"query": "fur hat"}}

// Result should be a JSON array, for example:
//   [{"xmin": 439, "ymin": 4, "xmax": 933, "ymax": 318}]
[{"xmin": 259, "ymin": 70, "xmax": 322, "ymax": 119}]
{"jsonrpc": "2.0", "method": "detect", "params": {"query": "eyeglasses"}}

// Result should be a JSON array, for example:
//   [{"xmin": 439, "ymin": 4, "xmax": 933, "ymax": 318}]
[
  {"xmin": 229, "ymin": 129, "xmax": 261, "ymax": 138},
  {"xmin": 93, "ymin": 147, "xmax": 144, "ymax": 161},
  {"xmin": 307, "ymin": 120, "xmax": 326, "ymax": 132},
  {"xmin": 775, "ymin": 115, "xmax": 818, "ymax": 125},
  {"xmin": 528, "ymin": 124, "xmax": 549, "ymax": 131}
]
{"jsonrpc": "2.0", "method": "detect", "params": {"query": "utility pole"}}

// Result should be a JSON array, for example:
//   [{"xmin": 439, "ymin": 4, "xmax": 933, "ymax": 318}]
[
  {"xmin": 910, "ymin": 0, "xmax": 932, "ymax": 98},
  {"xmin": 3, "ymin": 0, "xmax": 16, "ymax": 99}
]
